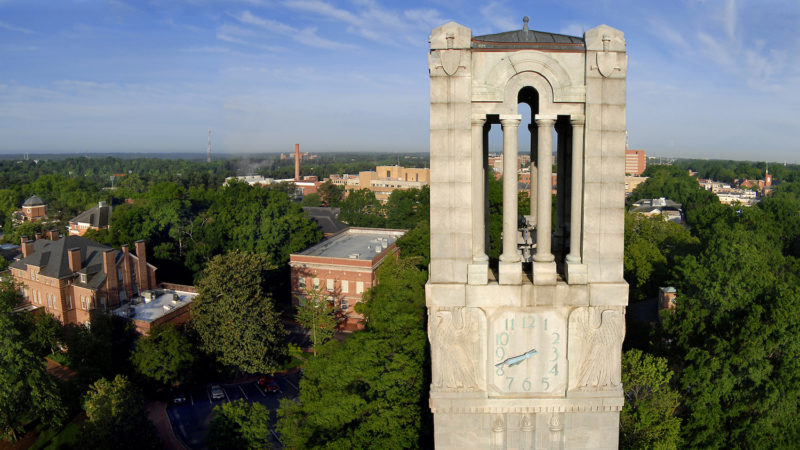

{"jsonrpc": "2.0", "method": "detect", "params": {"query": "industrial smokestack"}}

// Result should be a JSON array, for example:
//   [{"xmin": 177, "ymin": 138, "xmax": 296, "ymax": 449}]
[{"xmin": 294, "ymin": 143, "xmax": 300, "ymax": 181}]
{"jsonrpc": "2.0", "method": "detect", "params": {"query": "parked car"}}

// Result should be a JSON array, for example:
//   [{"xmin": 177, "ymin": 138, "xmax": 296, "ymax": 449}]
[
  {"xmin": 258, "ymin": 376, "xmax": 280, "ymax": 393},
  {"xmin": 209, "ymin": 384, "xmax": 225, "ymax": 400},
  {"xmin": 172, "ymin": 390, "xmax": 187, "ymax": 405}
]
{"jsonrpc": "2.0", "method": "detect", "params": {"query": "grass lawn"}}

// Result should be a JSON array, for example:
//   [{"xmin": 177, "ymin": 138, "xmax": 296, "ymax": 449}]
[{"xmin": 29, "ymin": 419, "xmax": 81, "ymax": 450}]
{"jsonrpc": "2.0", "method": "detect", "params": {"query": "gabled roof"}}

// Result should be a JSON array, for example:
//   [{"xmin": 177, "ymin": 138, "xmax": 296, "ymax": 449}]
[
  {"xmin": 22, "ymin": 195, "xmax": 45, "ymax": 207},
  {"xmin": 302, "ymin": 207, "xmax": 348, "ymax": 236},
  {"xmin": 70, "ymin": 203, "xmax": 112, "ymax": 228},
  {"xmin": 10, "ymin": 235, "xmax": 115, "ymax": 283}
]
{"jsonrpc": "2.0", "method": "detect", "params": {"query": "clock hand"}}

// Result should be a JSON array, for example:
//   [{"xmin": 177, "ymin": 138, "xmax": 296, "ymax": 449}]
[{"xmin": 495, "ymin": 348, "xmax": 537, "ymax": 368}]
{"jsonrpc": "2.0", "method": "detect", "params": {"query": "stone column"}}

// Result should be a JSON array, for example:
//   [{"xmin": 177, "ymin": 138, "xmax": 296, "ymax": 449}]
[
  {"xmin": 468, "ymin": 115, "xmax": 488, "ymax": 285},
  {"xmin": 566, "ymin": 114, "xmax": 588, "ymax": 284},
  {"xmin": 533, "ymin": 114, "xmax": 557, "ymax": 284},
  {"xmin": 499, "ymin": 114, "xmax": 522, "ymax": 285}
]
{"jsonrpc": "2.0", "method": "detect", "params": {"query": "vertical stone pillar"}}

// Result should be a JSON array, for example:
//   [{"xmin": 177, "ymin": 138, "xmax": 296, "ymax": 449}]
[
  {"xmin": 533, "ymin": 114, "xmax": 557, "ymax": 284},
  {"xmin": 468, "ymin": 115, "xmax": 489, "ymax": 285},
  {"xmin": 499, "ymin": 114, "xmax": 522, "ymax": 285},
  {"xmin": 566, "ymin": 114, "xmax": 588, "ymax": 284}
]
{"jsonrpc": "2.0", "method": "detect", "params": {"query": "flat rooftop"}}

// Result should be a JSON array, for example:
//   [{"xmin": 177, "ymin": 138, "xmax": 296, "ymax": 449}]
[
  {"xmin": 297, "ymin": 228, "xmax": 406, "ymax": 261},
  {"xmin": 113, "ymin": 289, "xmax": 196, "ymax": 322}
]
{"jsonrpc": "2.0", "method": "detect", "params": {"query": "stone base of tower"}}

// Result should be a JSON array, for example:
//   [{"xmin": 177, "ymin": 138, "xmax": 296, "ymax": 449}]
[{"xmin": 432, "ymin": 409, "xmax": 621, "ymax": 449}]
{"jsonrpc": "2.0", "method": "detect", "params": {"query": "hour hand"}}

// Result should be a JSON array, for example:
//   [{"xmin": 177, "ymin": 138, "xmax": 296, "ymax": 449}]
[{"xmin": 495, "ymin": 348, "xmax": 537, "ymax": 368}]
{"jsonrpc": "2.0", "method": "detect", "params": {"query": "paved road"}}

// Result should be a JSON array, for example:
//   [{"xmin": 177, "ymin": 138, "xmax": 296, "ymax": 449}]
[{"xmin": 166, "ymin": 372, "xmax": 301, "ymax": 449}]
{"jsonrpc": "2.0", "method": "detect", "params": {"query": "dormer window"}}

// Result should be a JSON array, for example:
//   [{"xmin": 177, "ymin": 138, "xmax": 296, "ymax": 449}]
[{"xmin": 80, "ymin": 273, "xmax": 87, "ymax": 283}]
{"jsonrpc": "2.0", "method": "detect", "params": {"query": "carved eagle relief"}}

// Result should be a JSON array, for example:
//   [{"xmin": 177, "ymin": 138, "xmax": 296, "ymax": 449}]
[{"xmin": 569, "ymin": 307, "xmax": 625, "ymax": 391}]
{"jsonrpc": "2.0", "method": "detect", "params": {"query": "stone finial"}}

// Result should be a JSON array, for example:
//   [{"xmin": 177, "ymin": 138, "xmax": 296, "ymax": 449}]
[{"xmin": 523, "ymin": 16, "xmax": 529, "ymax": 32}]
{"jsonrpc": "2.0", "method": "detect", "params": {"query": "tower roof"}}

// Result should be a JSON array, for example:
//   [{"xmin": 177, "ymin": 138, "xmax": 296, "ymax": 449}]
[
  {"xmin": 22, "ymin": 195, "xmax": 45, "ymax": 207},
  {"xmin": 472, "ymin": 16, "xmax": 584, "ymax": 51}
]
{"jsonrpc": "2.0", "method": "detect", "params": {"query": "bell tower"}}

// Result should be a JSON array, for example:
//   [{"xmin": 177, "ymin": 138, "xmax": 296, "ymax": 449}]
[{"xmin": 427, "ymin": 18, "xmax": 628, "ymax": 449}]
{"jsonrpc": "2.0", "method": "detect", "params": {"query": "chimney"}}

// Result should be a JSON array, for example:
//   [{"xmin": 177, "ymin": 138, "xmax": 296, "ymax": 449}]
[
  {"xmin": 34, "ymin": 232, "xmax": 41, "ymax": 240},
  {"xmin": 121, "ymin": 244, "xmax": 133, "ymax": 296},
  {"xmin": 68, "ymin": 248, "xmax": 81, "ymax": 273},
  {"xmin": 21, "ymin": 237, "xmax": 33, "ymax": 258},
  {"xmin": 134, "ymin": 240, "xmax": 150, "ymax": 291},
  {"xmin": 294, "ymin": 143, "xmax": 300, "ymax": 181},
  {"xmin": 48, "ymin": 230, "xmax": 58, "ymax": 240},
  {"xmin": 103, "ymin": 249, "xmax": 118, "ymax": 305}
]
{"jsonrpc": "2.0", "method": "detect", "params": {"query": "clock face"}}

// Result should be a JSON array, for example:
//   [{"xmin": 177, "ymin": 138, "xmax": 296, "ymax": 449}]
[{"xmin": 488, "ymin": 308, "xmax": 567, "ymax": 396}]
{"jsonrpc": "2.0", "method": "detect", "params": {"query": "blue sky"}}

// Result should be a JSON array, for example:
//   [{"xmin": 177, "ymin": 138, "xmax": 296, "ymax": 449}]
[{"xmin": 0, "ymin": 0, "xmax": 798, "ymax": 162}]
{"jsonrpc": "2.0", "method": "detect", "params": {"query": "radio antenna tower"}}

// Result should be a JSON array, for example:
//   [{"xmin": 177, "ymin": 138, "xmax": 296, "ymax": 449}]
[{"xmin": 206, "ymin": 128, "xmax": 212, "ymax": 163}]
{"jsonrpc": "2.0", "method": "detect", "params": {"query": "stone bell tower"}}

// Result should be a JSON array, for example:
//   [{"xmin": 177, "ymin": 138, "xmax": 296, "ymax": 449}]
[{"xmin": 427, "ymin": 18, "xmax": 628, "ymax": 449}]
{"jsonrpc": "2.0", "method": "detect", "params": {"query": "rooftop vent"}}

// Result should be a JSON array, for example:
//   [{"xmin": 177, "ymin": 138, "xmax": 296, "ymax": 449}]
[
  {"xmin": 163, "ymin": 304, "xmax": 173, "ymax": 312},
  {"xmin": 349, "ymin": 253, "xmax": 360, "ymax": 259}
]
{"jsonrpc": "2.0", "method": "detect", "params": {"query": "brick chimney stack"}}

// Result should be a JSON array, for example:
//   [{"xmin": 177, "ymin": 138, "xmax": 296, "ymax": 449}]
[
  {"xmin": 295, "ymin": 143, "xmax": 300, "ymax": 181},
  {"xmin": 34, "ymin": 232, "xmax": 41, "ymax": 240},
  {"xmin": 68, "ymin": 248, "xmax": 81, "ymax": 273},
  {"xmin": 103, "ymin": 249, "xmax": 118, "ymax": 305},
  {"xmin": 134, "ymin": 240, "xmax": 150, "ymax": 292},
  {"xmin": 48, "ymin": 230, "xmax": 58, "ymax": 240},
  {"xmin": 21, "ymin": 237, "xmax": 33, "ymax": 258}
]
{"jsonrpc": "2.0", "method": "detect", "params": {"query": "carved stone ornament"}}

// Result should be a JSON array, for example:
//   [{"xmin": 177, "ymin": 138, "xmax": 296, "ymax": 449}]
[
  {"xmin": 429, "ymin": 307, "xmax": 485, "ymax": 391},
  {"xmin": 439, "ymin": 49, "xmax": 462, "ymax": 76},
  {"xmin": 568, "ymin": 306, "xmax": 625, "ymax": 391},
  {"xmin": 596, "ymin": 34, "xmax": 621, "ymax": 78}
]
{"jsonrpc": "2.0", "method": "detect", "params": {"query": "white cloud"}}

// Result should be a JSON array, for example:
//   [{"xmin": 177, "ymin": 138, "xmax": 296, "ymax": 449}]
[
  {"xmin": 0, "ymin": 20, "xmax": 33, "ymax": 34},
  {"xmin": 479, "ymin": 1, "xmax": 517, "ymax": 32},
  {"xmin": 229, "ymin": 10, "xmax": 354, "ymax": 49}
]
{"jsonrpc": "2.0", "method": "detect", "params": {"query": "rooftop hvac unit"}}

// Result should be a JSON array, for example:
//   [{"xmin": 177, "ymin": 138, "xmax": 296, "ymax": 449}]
[
  {"xmin": 142, "ymin": 290, "xmax": 155, "ymax": 300},
  {"xmin": 171, "ymin": 293, "xmax": 179, "ymax": 303},
  {"xmin": 375, "ymin": 244, "xmax": 382, "ymax": 252},
  {"xmin": 349, "ymin": 253, "xmax": 360, "ymax": 259},
  {"xmin": 163, "ymin": 304, "xmax": 173, "ymax": 312}
]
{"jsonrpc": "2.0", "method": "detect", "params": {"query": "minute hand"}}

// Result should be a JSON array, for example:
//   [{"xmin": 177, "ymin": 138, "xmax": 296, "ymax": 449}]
[{"xmin": 495, "ymin": 348, "xmax": 537, "ymax": 368}]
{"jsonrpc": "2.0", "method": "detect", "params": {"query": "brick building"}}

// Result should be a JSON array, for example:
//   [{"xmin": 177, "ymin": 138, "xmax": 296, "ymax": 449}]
[
  {"xmin": 289, "ymin": 228, "xmax": 406, "ymax": 329},
  {"xmin": 21, "ymin": 195, "xmax": 46, "ymax": 221},
  {"xmin": 68, "ymin": 201, "xmax": 112, "ymax": 236},
  {"xmin": 330, "ymin": 165, "xmax": 429, "ymax": 202},
  {"xmin": 10, "ymin": 234, "xmax": 156, "ymax": 326},
  {"xmin": 625, "ymin": 149, "xmax": 646, "ymax": 176},
  {"xmin": 112, "ymin": 284, "xmax": 196, "ymax": 335}
]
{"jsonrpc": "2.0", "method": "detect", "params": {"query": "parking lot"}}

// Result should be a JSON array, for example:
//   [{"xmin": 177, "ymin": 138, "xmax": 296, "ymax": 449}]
[{"xmin": 166, "ymin": 372, "xmax": 301, "ymax": 449}]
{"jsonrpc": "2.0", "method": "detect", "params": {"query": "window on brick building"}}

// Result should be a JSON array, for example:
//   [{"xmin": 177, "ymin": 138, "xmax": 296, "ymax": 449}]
[
  {"xmin": 341, "ymin": 298, "xmax": 348, "ymax": 310},
  {"xmin": 356, "ymin": 281, "xmax": 364, "ymax": 294},
  {"xmin": 80, "ymin": 296, "xmax": 86, "ymax": 310},
  {"xmin": 312, "ymin": 278, "xmax": 319, "ymax": 289},
  {"xmin": 298, "ymin": 276, "xmax": 306, "ymax": 288},
  {"xmin": 326, "ymin": 279, "xmax": 334, "ymax": 291},
  {"xmin": 341, "ymin": 280, "xmax": 349, "ymax": 293},
  {"xmin": 66, "ymin": 295, "xmax": 72, "ymax": 309}
]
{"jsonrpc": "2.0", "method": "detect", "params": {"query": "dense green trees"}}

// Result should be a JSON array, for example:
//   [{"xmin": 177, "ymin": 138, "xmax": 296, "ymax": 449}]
[
  {"xmin": 620, "ymin": 349, "xmax": 681, "ymax": 449},
  {"xmin": 207, "ymin": 399, "xmax": 272, "ymax": 449},
  {"xmin": 295, "ymin": 288, "xmax": 339, "ymax": 357},
  {"xmin": 131, "ymin": 324, "xmax": 195, "ymax": 387},
  {"xmin": 276, "ymin": 257, "xmax": 431, "ymax": 448},
  {"xmin": 0, "ymin": 285, "xmax": 66, "ymax": 442},
  {"xmin": 191, "ymin": 251, "xmax": 287, "ymax": 374},
  {"xmin": 79, "ymin": 375, "xmax": 161, "ymax": 449}
]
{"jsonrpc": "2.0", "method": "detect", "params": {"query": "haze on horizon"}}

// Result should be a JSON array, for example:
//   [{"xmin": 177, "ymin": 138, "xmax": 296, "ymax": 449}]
[{"xmin": 1, "ymin": 1, "xmax": 798, "ymax": 162}]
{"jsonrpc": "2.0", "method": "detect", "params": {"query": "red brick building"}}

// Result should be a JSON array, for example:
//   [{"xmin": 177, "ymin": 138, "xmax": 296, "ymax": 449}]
[
  {"xmin": 68, "ymin": 201, "xmax": 112, "ymax": 236},
  {"xmin": 21, "ymin": 195, "xmax": 46, "ymax": 221},
  {"xmin": 10, "ymin": 235, "xmax": 157, "ymax": 326},
  {"xmin": 289, "ymin": 228, "xmax": 406, "ymax": 329},
  {"xmin": 625, "ymin": 149, "xmax": 646, "ymax": 176}
]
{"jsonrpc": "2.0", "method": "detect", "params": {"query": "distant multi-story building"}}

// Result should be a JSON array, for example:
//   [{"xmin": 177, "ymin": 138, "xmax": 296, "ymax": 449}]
[
  {"xmin": 68, "ymin": 201, "xmax": 112, "ymax": 236},
  {"xmin": 289, "ymin": 228, "xmax": 406, "ymax": 330},
  {"xmin": 630, "ymin": 197, "xmax": 682, "ymax": 223},
  {"xmin": 10, "ymin": 235, "xmax": 156, "ymax": 326},
  {"xmin": 625, "ymin": 149, "xmax": 646, "ymax": 176},
  {"xmin": 331, "ymin": 165, "xmax": 430, "ymax": 202},
  {"xmin": 20, "ymin": 195, "xmax": 46, "ymax": 222}
]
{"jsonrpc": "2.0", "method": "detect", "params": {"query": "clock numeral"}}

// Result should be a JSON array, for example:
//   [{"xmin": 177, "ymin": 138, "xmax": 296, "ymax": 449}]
[
  {"xmin": 541, "ymin": 377, "xmax": 550, "ymax": 390},
  {"xmin": 551, "ymin": 331, "xmax": 560, "ymax": 345},
  {"xmin": 496, "ymin": 346, "xmax": 505, "ymax": 361},
  {"xmin": 506, "ymin": 376, "xmax": 514, "ymax": 390},
  {"xmin": 522, "ymin": 315, "xmax": 535, "ymax": 329},
  {"xmin": 522, "ymin": 378, "xmax": 532, "ymax": 392},
  {"xmin": 549, "ymin": 363, "xmax": 559, "ymax": 376},
  {"xmin": 496, "ymin": 366, "xmax": 505, "ymax": 376},
  {"xmin": 505, "ymin": 318, "xmax": 514, "ymax": 331},
  {"xmin": 551, "ymin": 347, "xmax": 559, "ymax": 362},
  {"xmin": 495, "ymin": 332, "xmax": 509, "ymax": 346}
]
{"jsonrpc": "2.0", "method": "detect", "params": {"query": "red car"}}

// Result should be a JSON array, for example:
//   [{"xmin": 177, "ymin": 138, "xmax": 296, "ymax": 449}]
[{"xmin": 258, "ymin": 376, "xmax": 280, "ymax": 393}]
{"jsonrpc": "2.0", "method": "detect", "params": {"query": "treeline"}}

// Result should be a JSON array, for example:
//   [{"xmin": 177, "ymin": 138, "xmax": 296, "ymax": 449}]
[
  {"xmin": 669, "ymin": 158, "xmax": 799, "ymax": 184},
  {"xmin": 255, "ymin": 152, "xmax": 429, "ymax": 180},
  {"xmin": 621, "ymin": 164, "xmax": 800, "ymax": 447}
]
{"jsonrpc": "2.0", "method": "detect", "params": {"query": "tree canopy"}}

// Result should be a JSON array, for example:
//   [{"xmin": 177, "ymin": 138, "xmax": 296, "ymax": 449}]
[
  {"xmin": 191, "ymin": 250, "xmax": 287, "ymax": 374},
  {"xmin": 131, "ymin": 323, "xmax": 195, "ymax": 387},
  {"xmin": 207, "ymin": 399, "xmax": 272, "ymax": 449}
]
